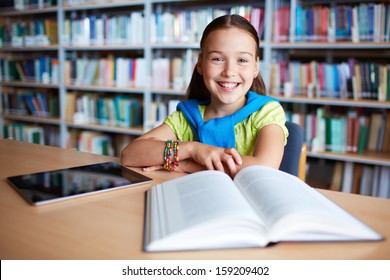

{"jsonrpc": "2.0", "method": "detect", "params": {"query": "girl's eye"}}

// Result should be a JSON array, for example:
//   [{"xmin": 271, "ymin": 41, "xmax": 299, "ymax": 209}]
[
  {"xmin": 212, "ymin": 57, "xmax": 224, "ymax": 62},
  {"xmin": 238, "ymin": 58, "xmax": 249, "ymax": 63}
]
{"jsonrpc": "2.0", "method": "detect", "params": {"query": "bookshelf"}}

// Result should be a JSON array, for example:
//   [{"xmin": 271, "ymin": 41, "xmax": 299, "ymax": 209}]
[
  {"xmin": 0, "ymin": 0, "xmax": 389, "ymax": 197},
  {"xmin": 267, "ymin": 0, "xmax": 390, "ymax": 197}
]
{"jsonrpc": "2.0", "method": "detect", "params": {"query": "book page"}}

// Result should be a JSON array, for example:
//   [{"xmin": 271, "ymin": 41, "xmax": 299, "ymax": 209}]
[
  {"xmin": 145, "ymin": 170, "xmax": 269, "ymax": 251},
  {"xmin": 234, "ymin": 166, "xmax": 382, "ymax": 242}
]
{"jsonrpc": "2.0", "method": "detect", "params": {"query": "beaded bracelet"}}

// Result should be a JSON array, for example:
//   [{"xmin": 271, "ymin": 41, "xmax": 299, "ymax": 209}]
[
  {"xmin": 172, "ymin": 139, "xmax": 180, "ymax": 170},
  {"xmin": 163, "ymin": 140, "xmax": 180, "ymax": 171}
]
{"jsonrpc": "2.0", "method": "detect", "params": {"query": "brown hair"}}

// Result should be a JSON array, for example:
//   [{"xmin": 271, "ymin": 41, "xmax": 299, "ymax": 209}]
[{"xmin": 186, "ymin": 14, "xmax": 266, "ymax": 101}]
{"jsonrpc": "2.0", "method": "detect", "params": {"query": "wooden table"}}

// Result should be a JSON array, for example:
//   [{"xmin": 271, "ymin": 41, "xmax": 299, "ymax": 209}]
[{"xmin": 0, "ymin": 139, "xmax": 389, "ymax": 259}]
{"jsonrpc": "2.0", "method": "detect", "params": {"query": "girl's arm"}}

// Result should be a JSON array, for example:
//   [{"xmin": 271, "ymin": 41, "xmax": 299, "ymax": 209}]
[
  {"xmin": 237, "ymin": 124, "xmax": 285, "ymax": 172},
  {"xmin": 120, "ymin": 123, "xmax": 243, "ymax": 176},
  {"xmin": 120, "ymin": 123, "xmax": 177, "ymax": 168}
]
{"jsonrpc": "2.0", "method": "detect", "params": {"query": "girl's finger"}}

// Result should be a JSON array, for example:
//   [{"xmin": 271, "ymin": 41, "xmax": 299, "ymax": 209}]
[
  {"xmin": 224, "ymin": 156, "xmax": 238, "ymax": 177},
  {"xmin": 224, "ymin": 148, "xmax": 243, "ymax": 165},
  {"xmin": 142, "ymin": 165, "xmax": 163, "ymax": 171}
]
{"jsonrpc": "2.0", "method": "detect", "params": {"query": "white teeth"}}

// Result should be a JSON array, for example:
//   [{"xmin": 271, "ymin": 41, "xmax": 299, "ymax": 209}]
[{"xmin": 219, "ymin": 82, "xmax": 237, "ymax": 89}]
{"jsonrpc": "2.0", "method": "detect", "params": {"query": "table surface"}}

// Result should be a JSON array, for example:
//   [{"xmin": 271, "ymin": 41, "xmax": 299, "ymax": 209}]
[{"xmin": 0, "ymin": 139, "xmax": 389, "ymax": 260}]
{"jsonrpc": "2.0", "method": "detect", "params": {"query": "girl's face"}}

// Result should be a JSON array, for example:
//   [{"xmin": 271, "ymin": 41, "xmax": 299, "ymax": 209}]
[{"xmin": 197, "ymin": 27, "xmax": 259, "ymax": 111}]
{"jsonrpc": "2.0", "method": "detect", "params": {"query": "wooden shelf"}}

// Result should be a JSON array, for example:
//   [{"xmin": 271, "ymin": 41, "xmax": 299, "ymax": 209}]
[
  {"xmin": 65, "ymin": 84, "xmax": 144, "ymax": 94},
  {"xmin": 2, "ymin": 114, "xmax": 61, "ymax": 125},
  {"xmin": 308, "ymin": 150, "xmax": 390, "ymax": 167},
  {"xmin": 0, "ymin": 6, "xmax": 57, "ymax": 16},
  {"xmin": 0, "ymin": 45, "xmax": 59, "ymax": 51},
  {"xmin": 62, "ymin": 1, "xmax": 144, "ymax": 11},
  {"xmin": 271, "ymin": 42, "xmax": 390, "ymax": 49},
  {"xmin": 0, "ymin": 81, "xmax": 60, "ymax": 88},
  {"xmin": 274, "ymin": 96, "xmax": 390, "ymax": 109},
  {"xmin": 65, "ymin": 122, "xmax": 144, "ymax": 135}
]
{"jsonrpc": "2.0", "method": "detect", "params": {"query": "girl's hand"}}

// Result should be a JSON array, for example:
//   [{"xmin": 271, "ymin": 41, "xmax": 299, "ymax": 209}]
[
  {"xmin": 141, "ymin": 142, "xmax": 243, "ymax": 178},
  {"xmin": 187, "ymin": 142, "xmax": 242, "ymax": 177}
]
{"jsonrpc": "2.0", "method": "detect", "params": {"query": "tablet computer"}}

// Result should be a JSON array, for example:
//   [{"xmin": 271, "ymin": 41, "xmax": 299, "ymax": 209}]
[{"xmin": 7, "ymin": 161, "xmax": 153, "ymax": 205}]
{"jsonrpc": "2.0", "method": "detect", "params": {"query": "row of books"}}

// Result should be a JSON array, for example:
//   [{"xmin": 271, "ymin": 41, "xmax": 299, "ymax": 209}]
[
  {"xmin": 3, "ymin": 122, "xmax": 44, "ymax": 144},
  {"xmin": 331, "ymin": 162, "xmax": 389, "ymax": 199},
  {"xmin": 151, "ymin": 54, "xmax": 198, "ymax": 90},
  {"xmin": 2, "ymin": 120, "xmax": 132, "ymax": 157},
  {"xmin": 64, "ymin": 0, "xmax": 104, "ymax": 5},
  {"xmin": 0, "ymin": 19, "xmax": 58, "ymax": 47},
  {"xmin": 147, "ymin": 99, "xmax": 180, "ymax": 129},
  {"xmin": 287, "ymin": 108, "xmax": 390, "ymax": 154},
  {"xmin": 63, "ymin": 53, "xmax": 198, "ymax": 89},
  {"xmin": 63, "ymin": 11, "xmax": 145, "ymax": 46},
  {"xmin": 1, "ymin": 89, "xmax": 59, "ymax": 117},
  {"xmin": 13, "ymin": 0, "xmax": 57, "ymax": 10},
  {"xmin": 151, "ymin": 6, "xmax": 265, "ymax": 43},
  {"xmin": 74, "ymin": 131, "xmax": 114, "ymax": 156},
  {"xmin": 60, "ymin": 5, "xmax": 264, "ymax": 46},
  {"xmin": 64, "ymin": 55, "xmax": 146, "ymax": 88},
  {"xmin": 274, "ymin": 1, "xmax": 390, "ymax": 42},
  {"xmin": 1, "ymin": 54, "xmax": 197, "ymax": 90},
  {"xmin": 270, "ymin": 60, "xmax": 390, "ymax": 101},
  {"xmin": 308, "ymin": 159, "xmax": 389, "ymax": 199},
  {"xmin": 65, "ymin": 92, "xmax": 142, "ymax": 128},
  {"xmin": 0, "ymin": 55, "xmax": 59, "ymax": 84},
  {"xmin": 66, "ymin": 129, "xmax": 135, "ymax": 157},
  {"xmin": 2, "ymin": 122, "xmax": 59, "ymax": 146}
]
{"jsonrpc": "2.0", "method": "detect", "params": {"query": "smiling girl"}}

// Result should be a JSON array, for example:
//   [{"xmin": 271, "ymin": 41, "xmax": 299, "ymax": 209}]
[{"xmin": 121, "ymin": 14, "xmax": 288, "ymax": 178}]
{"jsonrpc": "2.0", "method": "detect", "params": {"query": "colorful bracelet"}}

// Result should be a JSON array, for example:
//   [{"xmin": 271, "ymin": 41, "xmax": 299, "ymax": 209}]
[
  {"xmin": 172, "ymin": 139, "xmax": 180, "ymax": 170},
  {"xmin": 163, "ymin": 140, "xmax": 180, "ymax": 171},
  {"xmin": 163, "ymin": 140, "xmax": 173, "ymax": 171}
]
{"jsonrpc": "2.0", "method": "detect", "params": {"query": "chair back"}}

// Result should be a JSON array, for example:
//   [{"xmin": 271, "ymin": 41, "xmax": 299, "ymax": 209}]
[{"xmin": 279, "ymin": 121, "xmax": 305, "ymax": 179}]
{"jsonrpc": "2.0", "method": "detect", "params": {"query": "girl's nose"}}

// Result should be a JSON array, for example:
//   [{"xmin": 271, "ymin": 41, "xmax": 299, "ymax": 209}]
[{"xmin": 223, "ymin": 61, "xmax": 236, "ymax": 78}]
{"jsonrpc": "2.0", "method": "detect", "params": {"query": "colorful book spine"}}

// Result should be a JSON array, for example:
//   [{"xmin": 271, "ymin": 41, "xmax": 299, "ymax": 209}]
[
  {"xmin": 284, "ymin": 2, "xmax": 390, "ymax": 42},
  {"xmin": 270, "ymin": 60, "xmax": 390, "ymax": 101}
]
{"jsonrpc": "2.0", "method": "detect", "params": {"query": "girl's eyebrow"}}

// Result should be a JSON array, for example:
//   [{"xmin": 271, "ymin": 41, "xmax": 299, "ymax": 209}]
[{"xmin": 206, "ymin": 51, "xmax": 254, "ymax": 56}]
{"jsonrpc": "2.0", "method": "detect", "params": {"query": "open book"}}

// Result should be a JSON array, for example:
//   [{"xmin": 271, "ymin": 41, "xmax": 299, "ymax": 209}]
[{"xmin": 144, "ymin": 166, "xmax": 383, "ymax": 252}]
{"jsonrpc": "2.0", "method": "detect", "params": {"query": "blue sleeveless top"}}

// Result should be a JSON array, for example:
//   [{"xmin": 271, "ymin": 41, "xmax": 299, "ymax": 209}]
[{"xmin": 176, "ymin": 91, "xmax": 278, "ymax": 148}]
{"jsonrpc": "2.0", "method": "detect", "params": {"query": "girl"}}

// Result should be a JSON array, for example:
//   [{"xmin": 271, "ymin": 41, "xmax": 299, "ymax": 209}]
[{"xmin": 121, "ymin": 14, "xmax": 288, "ymax": 178}]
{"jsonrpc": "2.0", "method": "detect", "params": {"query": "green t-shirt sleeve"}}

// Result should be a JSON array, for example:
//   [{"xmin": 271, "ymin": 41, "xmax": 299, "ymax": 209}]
[
  {"xmin": 250, "ymin": 101, "xmax": 289, "ymax": 145},
  {"xmin": 163, "ymin": 110, "xmax": 196, "ymax": 141}
]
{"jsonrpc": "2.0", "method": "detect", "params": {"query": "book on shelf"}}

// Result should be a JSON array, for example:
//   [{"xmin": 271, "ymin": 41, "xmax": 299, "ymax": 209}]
[
  {"xmin": 356, "ymin": 165, "xmax": 389, "ymax": 198},
  {"xmin": 351, "ymin": 163, "xmax": 364, "ymax": 194},
  {"xmin": 64, "ymin": 56, "xmax": 147, "ymax": 88},
  {"xmin": 150, "ymin": 5, "xmax": 265, "ymax": 44},
  {"xmin": 67, "ymin": 93, "xmax": 142, "ymax": 128},
  {"xmin": 24, "ymin": 126, "xmax": 45, "ymax": 145},
  {"xmin": 382, "ymin": 111, "xmax": 390, "ymax": 152},
  {"xmin": 286, "ymin": 2, "xmax": 390, "ymax": 43},
  {"xmin": 270, "ymin": 60, "xmax": 389, "ymax": 101},
  {"xmin": 359, "ymin": 165, "xmax": 374, "ymax": 196},
  {"xmin": 369, "ymin": 166, "xmax": 381, "ymax": 197},
  {"xmin": 2, "ymin": 89, "xmax": 59, "ymax": 118},
  {"xmin": 336, "ymin": 162, "xmax": 390, "ymax": 198},
  {"xmin": 144, "ymin": 165, "xmax": 382, "ymax": 252},
  {"xmin": 377, "ymin": 167, "xmax": 390, "ymax": 198},
  {"xmin": 14, "ymin": 0, "xmax": 57, "ymax": 10},
  {"xmin": 287, "ymin": 107, "xmax": 389, "ymax": 155},
  {"xmin": 64, "ymin": 11, "xmax": 145, "ymax": 46},
  {"xmin": 77, "ymin": 131, "xmax": 114, "ymax": 156},
  {"xmin": 3, "ymin": 123, "xmax": 45, "ymax": 145},
  {"xmin": 367, "ymin": 113, "xmax": 384, "ymax": 152},
  {"xmin": 329, "ymin": 161, "xmax": 344, "ymax": 192}
]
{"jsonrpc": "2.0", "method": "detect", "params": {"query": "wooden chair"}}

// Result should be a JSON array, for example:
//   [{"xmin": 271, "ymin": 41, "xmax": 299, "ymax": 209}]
[{"xmin": 279, "ymin": 121, "xmax": 307, "ymax": 181}]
